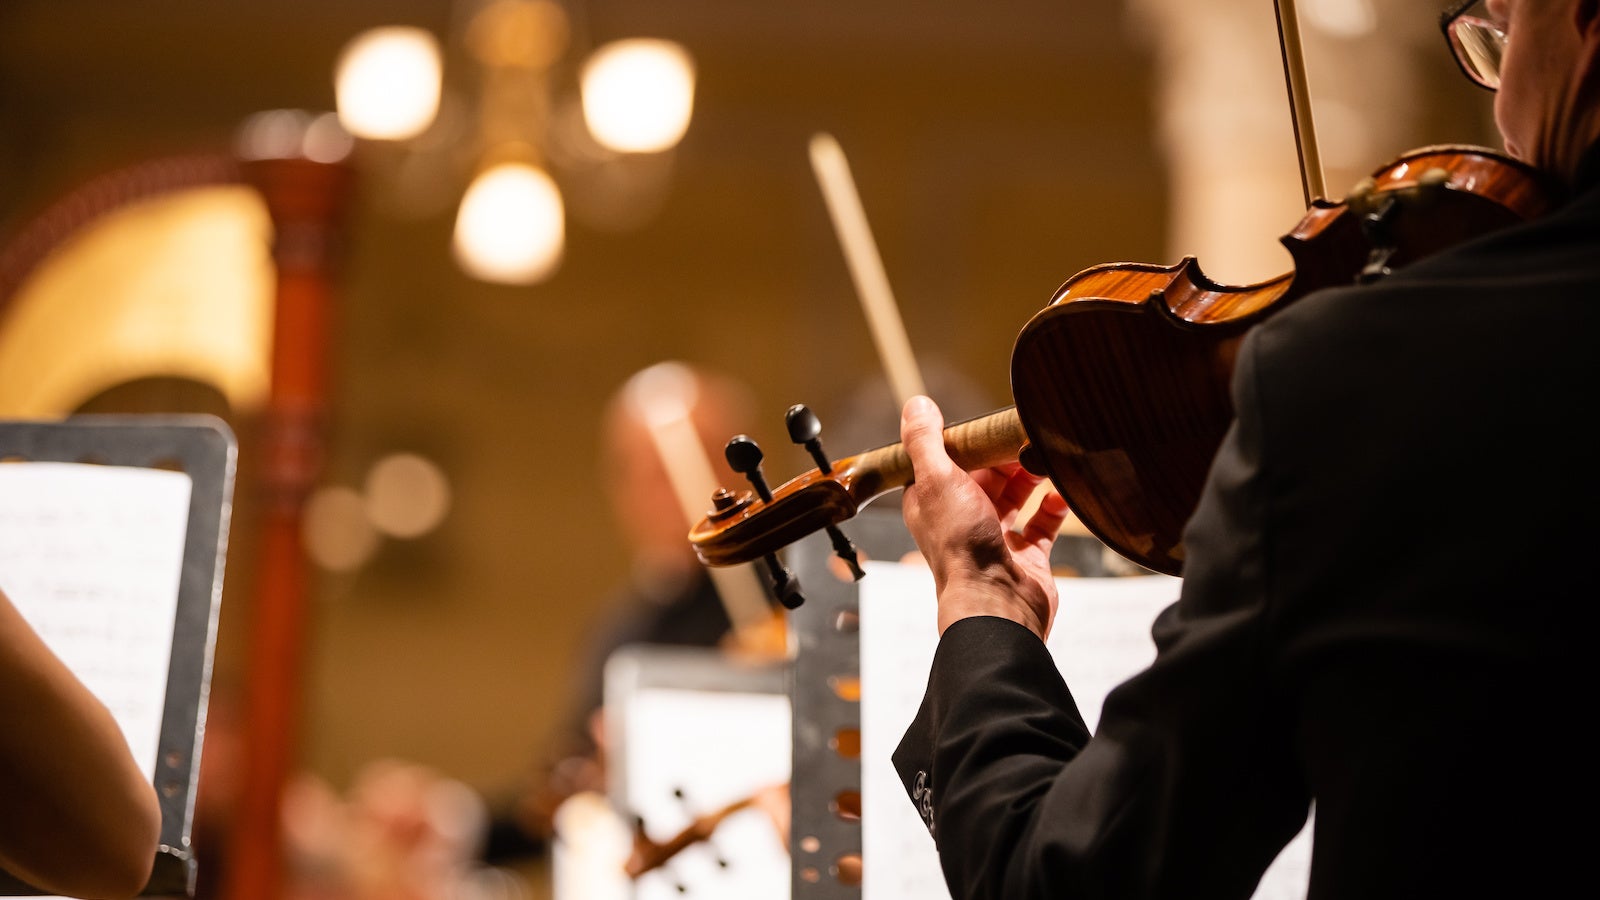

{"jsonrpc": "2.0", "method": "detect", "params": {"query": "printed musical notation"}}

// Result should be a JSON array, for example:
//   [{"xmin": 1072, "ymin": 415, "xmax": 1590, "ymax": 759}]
[{"xmin": 0, "ymin": 461, "xmax": 193, "ymax": 781}]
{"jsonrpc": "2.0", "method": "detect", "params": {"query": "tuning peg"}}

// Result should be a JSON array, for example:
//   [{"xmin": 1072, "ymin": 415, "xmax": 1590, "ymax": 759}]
[
  {"xmin": 724, "ymin": 434, "xmax": 773, "ymax": 502},
  {"xmin": 759, "ymin": 553, "xmax": 805, "ymax": 609},
  {"xmin": 828, "ymin": 528, "xmax": 866, "ymax": 581},
  {"xmin": 724, "ymin": 433, "xmax": 810, "ymax": 604},
  {"xmin": 785, "ymin": 404, "xmax": 832, "ymax": 474},
  {"xmin": 782, "ymin": 405, "xmax": 864, "ymax": 580}
]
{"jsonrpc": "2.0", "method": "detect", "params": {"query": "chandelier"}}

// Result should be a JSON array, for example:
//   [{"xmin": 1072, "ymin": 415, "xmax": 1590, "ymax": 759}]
[{"xmin": 332, "ymin": 0, "xmax": 696, "ymax": 285}]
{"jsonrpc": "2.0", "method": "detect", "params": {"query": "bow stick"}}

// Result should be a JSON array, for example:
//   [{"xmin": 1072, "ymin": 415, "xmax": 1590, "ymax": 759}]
[
  {"xmin": 809, "ymin": 132, "xmax": 926, "ymax": 407},
  {"xmin": 808, "ymin": 132, "xmax": 1082, "ymax": 534}
]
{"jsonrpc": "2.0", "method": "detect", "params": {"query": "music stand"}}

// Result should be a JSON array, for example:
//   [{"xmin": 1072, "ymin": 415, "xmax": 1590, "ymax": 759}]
[
  {"xmin": 0, "ymin": 414, "xmax": 236, "ymax": 897},
  {"xmin": 601, "ymin": 644, "xmax": 791, "ymax": 900}
]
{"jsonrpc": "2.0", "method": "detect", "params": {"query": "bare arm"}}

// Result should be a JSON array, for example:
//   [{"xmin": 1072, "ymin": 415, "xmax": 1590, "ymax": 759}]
[{"xmin": 0, "ymin": 586, "xmax": 162, "ymax": 899}]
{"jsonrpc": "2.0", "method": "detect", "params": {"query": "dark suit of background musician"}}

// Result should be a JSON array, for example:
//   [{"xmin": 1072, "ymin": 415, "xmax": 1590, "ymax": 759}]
[
  {"xmin": 890, "ymin": 1, "xmax": 1599, "ymax": 897},
  {"xmin": 481, "ymin": 361, "xmax": 765, "ymax": 862}
]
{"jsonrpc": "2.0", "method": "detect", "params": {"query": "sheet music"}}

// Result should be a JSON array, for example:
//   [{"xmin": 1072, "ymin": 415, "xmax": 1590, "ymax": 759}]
[
  {"xmin": 624, "ymin": 687, "xmax": 791, "ymax": 900},
  {"xmin": 859, "ymin": 561, "xmax": 1312, "ymax": 900},
  {"xmin": 0, "ymin": 461, "xmax": 192, "ymax": 781}
]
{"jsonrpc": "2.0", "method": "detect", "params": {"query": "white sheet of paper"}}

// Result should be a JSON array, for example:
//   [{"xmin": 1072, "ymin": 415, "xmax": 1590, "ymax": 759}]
[
  {"xmin": 859, "ymin": 560, "xmax": 1311, "ymax": 899},
  {"xmin": 0, "ymin": 461, "xmax": 192, "ymax": 781},
  {"xmin": 621, "ymin": 687, "xmax": 792, "ymax": 900}
]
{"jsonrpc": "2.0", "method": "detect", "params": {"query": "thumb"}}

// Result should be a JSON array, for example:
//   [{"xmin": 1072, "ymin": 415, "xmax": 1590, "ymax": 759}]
[{"xmin": 900, "ymin": 394, "xmax": 952, "ymax": 478}]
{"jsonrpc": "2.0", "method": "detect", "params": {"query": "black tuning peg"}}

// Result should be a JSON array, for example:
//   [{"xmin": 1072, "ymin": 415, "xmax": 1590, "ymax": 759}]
[
  {"xmin": 783, "ymin": 405, "xmax": 864, "ymax": 581},
  {"xmin": 763, "ymin": 554, "xmax": 806, "ymax": 609},
  {"xmin": 724, "ymin": 434, "xmax": 805, "ymax": 605},
  {"xmin": 785, "ymin": 404, "xmax": 831, "ymax": 474},
  {"xmin": 724, "ymin": 434, "xmax": 773, "ymax": 502},
  {"xmin": 828, "ymin": 528, "xmax": 866, "ymax": 581}
]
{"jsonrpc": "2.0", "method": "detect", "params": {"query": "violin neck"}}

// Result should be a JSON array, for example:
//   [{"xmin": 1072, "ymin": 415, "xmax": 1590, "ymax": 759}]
[{"xmin": 848, "ymin": 406, "xmax": 1029, "ymax": 502}]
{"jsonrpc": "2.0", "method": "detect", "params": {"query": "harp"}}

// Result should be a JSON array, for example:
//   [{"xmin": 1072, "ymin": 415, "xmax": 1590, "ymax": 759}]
[{"xmin": 0, "ymin": 130, "xmax": 353, "ymax": 900}]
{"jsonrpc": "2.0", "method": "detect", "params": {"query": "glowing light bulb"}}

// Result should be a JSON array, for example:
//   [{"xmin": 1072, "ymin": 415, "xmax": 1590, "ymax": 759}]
[
  {"xmin": 581, "ymin": 39, "xmax": 695, "ymax": 153},
  {"xmin": 453, "ymin": 162, "xmax": 565, "ymax": 284},
  {"xmin": 335, "ymin": 26, "xmax": 442, "ymax": 140}
]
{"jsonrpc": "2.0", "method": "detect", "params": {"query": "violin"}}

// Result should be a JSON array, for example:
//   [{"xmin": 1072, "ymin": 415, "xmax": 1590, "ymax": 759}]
[
  {"xmin": 689, "ymin": 144, "xmax": 1561, "ymax": 579},
  {"xmin": 692, "ymin": 0, "xmax": 1568, "ymax": 585},
  {"xmin": 624, "ymin": 783, "xmax": 790, "ymax": 879}
]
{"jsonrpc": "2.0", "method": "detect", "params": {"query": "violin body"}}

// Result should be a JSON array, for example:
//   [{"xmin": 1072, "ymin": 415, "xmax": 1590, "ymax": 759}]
[
  {"xmin": 1013, "ymin": 145, "xmax": 1558, "ymax": 574},
  {"xmin": 689, "ymin": 145, "xmax": 1559, "ymax": 578}
]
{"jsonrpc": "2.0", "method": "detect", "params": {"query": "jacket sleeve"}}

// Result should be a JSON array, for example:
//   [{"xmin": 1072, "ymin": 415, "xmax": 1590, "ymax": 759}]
[{"xmin": 892, "ymin": 328, "xmax": 1310, "ymax": 900}]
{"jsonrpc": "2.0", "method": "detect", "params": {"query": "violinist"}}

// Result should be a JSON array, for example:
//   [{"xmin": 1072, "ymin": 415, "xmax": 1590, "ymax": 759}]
[
  {"xmin": 892, "ymin": 1, "xmax": 1598, "ymax": 898},
  {"xmin": 481, "ymin": 361, "xmax": 779, "ymax": 863}
]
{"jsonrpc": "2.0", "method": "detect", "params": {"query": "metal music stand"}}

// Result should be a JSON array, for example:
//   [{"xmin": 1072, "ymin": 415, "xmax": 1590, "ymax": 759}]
[{"xmin": 0, "ymin": 415, "xmax": 236, "ymax": 898}]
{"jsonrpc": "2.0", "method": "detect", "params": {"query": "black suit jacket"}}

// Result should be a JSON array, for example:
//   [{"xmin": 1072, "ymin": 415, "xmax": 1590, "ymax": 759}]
[{"xmin": 895, "ymin": 146, "xmax": 1600, "ymax": 900}]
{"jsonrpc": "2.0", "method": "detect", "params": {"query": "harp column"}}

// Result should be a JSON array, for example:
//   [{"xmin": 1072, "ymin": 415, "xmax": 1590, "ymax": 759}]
[{"xmin": 222, "ymin": 150, "xmax": 354, "ymax": 900}]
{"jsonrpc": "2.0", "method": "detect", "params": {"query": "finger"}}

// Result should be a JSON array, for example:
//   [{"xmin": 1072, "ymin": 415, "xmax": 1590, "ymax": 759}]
[
  {"xmin": 973, "ymin": 465, "xmax": 1047, "ymax": 536},
  {"xmin": 968, "ymin": 465, "xmax": 1012, "ymax": 503},
  {"xmin": 1017, "ymin": 486, "xmax": 1071, "ymax": 552},
  {"xmin": 994, "ymin": 468, "xmax": 1046, "ymax": 525},
  {"xmin": 966, "ymin": 458, "xmax": 1030, "ymax": 509},
  {"xmin": 900, "ymin": 395, "xmax": 955, "ymax": 480}
]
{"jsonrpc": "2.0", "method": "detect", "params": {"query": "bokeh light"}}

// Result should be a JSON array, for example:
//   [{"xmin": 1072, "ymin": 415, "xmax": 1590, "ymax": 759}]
[
  {"xmin": 581, "ymin": 39, "xmax": 695, "ymax": 153},
  {"xmin": 335, "ymin": 26, "xmax": 443, "ymax": 141}
]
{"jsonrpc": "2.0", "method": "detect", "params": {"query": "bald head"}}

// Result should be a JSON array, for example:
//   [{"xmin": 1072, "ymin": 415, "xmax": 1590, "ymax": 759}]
[{"xmin": 600, "ymin": 362, "xmax": 757, "ymax": 570}]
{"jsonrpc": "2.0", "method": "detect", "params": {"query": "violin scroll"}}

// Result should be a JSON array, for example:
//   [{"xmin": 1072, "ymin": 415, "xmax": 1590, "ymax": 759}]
[
  {"xmin": 691, "ymin": 407, "xmax": 1031, "ymax": 570},
  {"xmin": 720, "ymin": 433, "xmax": 807, "ymax": 607}
]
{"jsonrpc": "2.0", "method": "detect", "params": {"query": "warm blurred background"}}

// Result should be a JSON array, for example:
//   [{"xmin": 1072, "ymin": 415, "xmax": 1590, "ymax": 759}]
[{"xmin": 0, "ymin": 1, "xmax": 1497, "ymax": 898}]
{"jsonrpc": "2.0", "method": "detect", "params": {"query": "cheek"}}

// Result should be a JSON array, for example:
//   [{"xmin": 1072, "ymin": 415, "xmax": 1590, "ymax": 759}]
[
  {"xmin": 1492, "ymin": 91, "xmax": 1521, "ymax": 157},
  {"xmin": 1490, "ymin": 45, "xmax": 1537, "ymax": 159}
]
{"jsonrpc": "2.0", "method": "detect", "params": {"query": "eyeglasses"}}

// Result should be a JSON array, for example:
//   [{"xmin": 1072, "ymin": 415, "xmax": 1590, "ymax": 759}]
[{"xmin": 1440, "ymin": 0, "xmax": 1506, "ymax": 91}]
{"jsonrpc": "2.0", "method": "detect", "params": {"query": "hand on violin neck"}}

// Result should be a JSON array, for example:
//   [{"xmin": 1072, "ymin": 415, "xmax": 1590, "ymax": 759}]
[{"xmin": 898, "ymin": 395, "xmax": 1068, "ymax": 641}]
